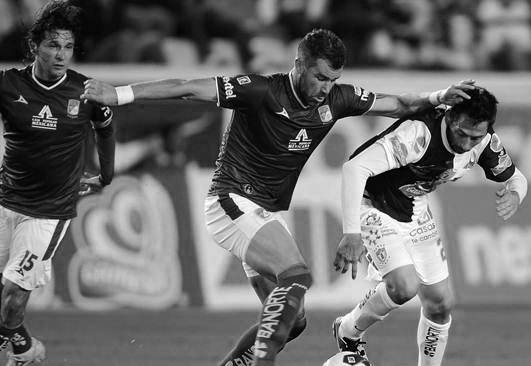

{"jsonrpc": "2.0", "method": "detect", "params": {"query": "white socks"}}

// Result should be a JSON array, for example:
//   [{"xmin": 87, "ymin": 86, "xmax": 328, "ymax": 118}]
[
  {"xmin": 339, "ymin": 282, "xmax": 400, "ymax": 339},
  {"xmin": 417, "ymin": 309, "xmax": 451, "ymax": 366}
]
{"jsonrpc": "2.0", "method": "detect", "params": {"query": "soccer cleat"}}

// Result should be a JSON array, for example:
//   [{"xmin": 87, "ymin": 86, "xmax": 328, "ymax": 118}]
[
  {"xmin": 332, "ymin": 317, "xmax": 369, "ymax": 359},
  {"xmin": 6, "ymin": 337, "xmax": 46, "ymax": 366}
]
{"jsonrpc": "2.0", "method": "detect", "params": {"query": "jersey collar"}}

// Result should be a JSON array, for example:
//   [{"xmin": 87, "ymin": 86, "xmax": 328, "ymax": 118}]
[
  {"xmin": 288, "ymin": 70, "xmax": 309, "ymax": 109},
  {"xmin": 31, "ymin": 63, "xmax": 67, "ymax": 90}
]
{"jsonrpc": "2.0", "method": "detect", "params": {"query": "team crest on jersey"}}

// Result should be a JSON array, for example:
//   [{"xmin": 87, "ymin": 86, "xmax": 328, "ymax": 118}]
[
  {"xmin": 67, "ymin": 99, "xmax": 80, "ymax": 118},
  {"xmin": 288, "ymin": 129, "xmax": 312, "ymax": 151},
  {"xmin": 318, "ymin": 105, "xmax": 333, "ymax": 123},
  {"xmin": 32, "ymin": 105, "xmax": 57, "ymax": 130}
]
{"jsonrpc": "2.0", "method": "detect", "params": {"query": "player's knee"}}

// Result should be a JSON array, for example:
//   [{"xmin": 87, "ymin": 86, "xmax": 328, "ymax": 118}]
[
  {"xmin": 423, "ymin": 293, "xmax": 454, "ymax": 320},
  {"xmin": 386, "ymin": 276, "xmax": 419, "ymax": 305},
  {"xmin": 287, "ymin": 316, "xmax": 307, "ymax": 342},
  {"xmin": 278, "ymin": 266, "xmax": 313, "ymax": 290}
]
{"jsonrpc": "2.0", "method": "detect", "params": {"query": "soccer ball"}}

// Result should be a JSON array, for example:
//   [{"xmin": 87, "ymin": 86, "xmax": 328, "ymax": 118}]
[{"xmin": 322, "ymin": 351, "xmax": 371, "ymax": 366}]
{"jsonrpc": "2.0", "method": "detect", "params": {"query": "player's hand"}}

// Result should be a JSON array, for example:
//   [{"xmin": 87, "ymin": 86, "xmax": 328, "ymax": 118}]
[
  {"xmin": 79, "ymin": 172, "xmax": 103, "ymax": 197},
  {"xmin": 496, "ymin": 187, "xmax": 520, "ymax": 220},
  {"xmin": 333, "ymin": 233, "xmax": 366, "ymax": 279},
  {"xmin": 81, "ymin": 79, "xmax": 118, "ymax": 106},
  {"xmin": 439, "ymin": 79, "xmax": 476, "ymax": 106}
]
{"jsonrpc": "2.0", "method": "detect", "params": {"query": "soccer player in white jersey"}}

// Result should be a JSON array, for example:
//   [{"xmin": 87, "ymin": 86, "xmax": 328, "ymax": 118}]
[
  {"xmin": 82, "ymin": 29, "xmax": 475, "ymax": 366},
  {"xmin": 332, "ymin": 87, "xmax": 527, "ymax": 366}
]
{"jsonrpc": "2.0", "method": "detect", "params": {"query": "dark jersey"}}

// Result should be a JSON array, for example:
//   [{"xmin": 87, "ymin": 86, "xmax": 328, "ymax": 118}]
[
  {"xmin": 209, "ymin": 72, "xmax": 375, "ymax": 211},
  {"xmin": 0, "ymin": 65, "xmax": 112, "ymax": 219},
  {"xmin": 351, "ymin": 108, "xmax": 515, "ymax": 222}
]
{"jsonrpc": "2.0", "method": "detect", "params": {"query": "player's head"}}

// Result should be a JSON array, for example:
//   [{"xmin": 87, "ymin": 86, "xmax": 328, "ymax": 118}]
[
  {"xmin": 445, "ymin": 87, "xmax": 498, "ymax": 153},
  {"xmin": 27, "ymin": 0, "xmax": 82, "ymax": 80},
  {"xmin": 294, "ymin": 29, "xmax": 346, "ymax": 106}
]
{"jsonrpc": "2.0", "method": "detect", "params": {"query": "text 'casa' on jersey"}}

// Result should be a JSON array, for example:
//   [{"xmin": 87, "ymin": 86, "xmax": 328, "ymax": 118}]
[
  {"xmin": 210, "ymin": 72, "xmax": 375, "ymax": 212},
  {"xmin": 0, "ymin": 65, "xmax": 113, "ymax": 219}
]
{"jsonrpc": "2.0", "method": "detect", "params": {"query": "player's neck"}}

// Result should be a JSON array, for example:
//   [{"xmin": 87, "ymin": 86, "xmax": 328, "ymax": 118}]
[
  {"xmin": 289, "ymin": 69, "xmax": 310, "ymax": 107},
  {"xmin": 33, "ymin": 63, "xmax": 64, "ymax": 83}
]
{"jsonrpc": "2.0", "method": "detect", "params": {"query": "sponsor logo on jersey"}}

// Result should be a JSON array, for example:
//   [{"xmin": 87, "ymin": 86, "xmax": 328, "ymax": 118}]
[
  {"xmin": 354, "ymin": 86, "xmax": 371, "ymax": 101},
  {"xmin": 67, "ymin": 99, "xmax": 80, "ymax": 118},
  {"xmin": 275, "ymin": 107, "xmax": 289, "ymax": 119},
  {"xmin": 222, "ymin": 76, "xmax": 237, "ymax": 100},
  {"xmin": 416, "ymin": 209, "xmax": 433, "ymax": 225},
  {"xmin": 288, "ymin": 129, "xmax": 312, "ymax": 151},
  {"xmin": 318, "ymin": 105, "xmax": 333, "ymax": 123},
  {"xmin": 399, "ymin": 182, "xmax": 434, "ymax": 198},
  {"xmin": 491, "ymin": 153, "xmax": 512, "ymax": 176},
  {"xmin": 237, "ymin": 75, "xmax": 251, "ymax": 85},
  {"xmin": 14, "ymin": 95, "xmax": 28, "ymax": 104},
  {"xmin": 32, "ymin": 105, "xmax": 58, "ymax": 130}
]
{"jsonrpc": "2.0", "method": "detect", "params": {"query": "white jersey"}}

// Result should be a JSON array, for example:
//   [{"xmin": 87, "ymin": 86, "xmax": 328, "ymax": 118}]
[{"xmin": 350, "ymin": 108, "xmax": 515, "ymax": 222}]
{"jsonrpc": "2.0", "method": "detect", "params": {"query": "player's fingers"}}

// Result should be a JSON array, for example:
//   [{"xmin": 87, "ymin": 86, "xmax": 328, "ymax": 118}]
[
  {"xmin": 499, "ymin": 207, "xmax": 515, "ymax": 220},
  {"xmin": 458, "ymin": 79, "xmax": 476, "ymax": 87},
  {"xmin": 351, "ymin": 261, "xmax": 358, "ymax": 279},
  {"xmin": 497, "ymin": 205, "xmax": 512, "ymax": 217},
  {"xmin": 333, "ymin": 254, "xmax": 343, "ymax": 272},
  {"xmin": 453, "ymin": 89, "xmax": 471, "ymax": 100}
]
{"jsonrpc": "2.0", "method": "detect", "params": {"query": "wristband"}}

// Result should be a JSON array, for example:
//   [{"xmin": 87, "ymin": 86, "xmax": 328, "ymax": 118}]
[
  {"xmin": 429, "ymin": 89, "xmax": 444, "ymax": 106},
  {"xmin": 115, "ymin": 85, "xmax": 135, "ymax": 105}
]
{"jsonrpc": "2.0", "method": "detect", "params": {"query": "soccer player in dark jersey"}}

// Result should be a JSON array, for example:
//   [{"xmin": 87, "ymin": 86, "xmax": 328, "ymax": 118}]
[
  {"xmin": 332, "ymin": 88, "xmax": 527, "ymax": 366},
  {"xmin": 82, "ymin": 29, "xmax": 474, "ymax": 366},
  {"xmin": 0, "ymin": 1, "xmax": 115, "ymax": 364}
]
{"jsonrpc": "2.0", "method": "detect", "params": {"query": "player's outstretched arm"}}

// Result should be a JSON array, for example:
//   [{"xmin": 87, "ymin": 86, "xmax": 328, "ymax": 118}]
[
  {"xmin": 366, "ymin": 79, "xmax": 476, "ymax": 118},
  {"xmin": 335, "ymin": 143, "xmax": 390, "ymax": 279},
  {"xmin": 81, "ymin": 77, "xmax": 217, "ymax": 106},
  {"xmin": 496, "ymin": 168, "xmax": 527, "ymax": 220}
]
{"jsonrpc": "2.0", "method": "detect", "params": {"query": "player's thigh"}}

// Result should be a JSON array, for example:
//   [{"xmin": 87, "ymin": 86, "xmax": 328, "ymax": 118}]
[
  {"xmin": 361, "ymin": 207, "xmax": 413, "ymax": 281},
  {"xmin": 4, "ymin": 217, "xmax": 70, "ymax": 290},
  {"xmin": 405, "ymin": 210, "xmax": 448, "ymax": 286},
  {"xmin": 205, "ymin": 194, "xmax": 304, "ymax": 278},
  {"xmin": 244, "ymin": 219, "xmax": 305, "ymax": 278}
]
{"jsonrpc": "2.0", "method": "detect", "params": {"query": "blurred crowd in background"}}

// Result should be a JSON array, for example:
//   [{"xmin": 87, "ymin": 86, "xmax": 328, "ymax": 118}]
[{"xmin": 2, "ymin": 0, "xmax": 531, "ymax": 72}]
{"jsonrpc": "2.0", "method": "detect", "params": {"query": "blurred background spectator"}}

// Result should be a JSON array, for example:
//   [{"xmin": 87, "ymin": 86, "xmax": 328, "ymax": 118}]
[{"xmin": 2, "ymin": 0, "xmax": 531, "ymax": 71}]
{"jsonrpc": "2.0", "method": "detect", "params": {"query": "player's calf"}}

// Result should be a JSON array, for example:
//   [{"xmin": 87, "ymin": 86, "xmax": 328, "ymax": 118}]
[{"xmin": 253, "ymin": 267, "xmax": 312, "ymax": 366}]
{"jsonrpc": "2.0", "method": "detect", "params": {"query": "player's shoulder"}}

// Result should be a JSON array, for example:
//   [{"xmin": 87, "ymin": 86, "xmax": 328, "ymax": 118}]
[
  {"xmin": 1, "ymin": 65, "xmax": 30, "ymax": 79},
  {"xmin": 66, "ymin": 68, "xmax": 90, "ymax": 84}
]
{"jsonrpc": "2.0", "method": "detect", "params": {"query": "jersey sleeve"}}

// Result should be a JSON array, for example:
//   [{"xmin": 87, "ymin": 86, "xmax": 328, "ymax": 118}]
[
  {"xmin": 90, "ymin": 104, "xmax": 113, "ymax": 129},
  {"xmin": 478, "ymin": 130, "xmax": 516, "ymax": 182},
  {"xmin": 215, "ymin": 74, "xmax": 269, "ymax": 110},
  {"xmin": 376, "ymin": 120, "xmax": 431, "ymax": 169},
  {"xmin": 333, "ymin": 84, "xmax": 376, "ymax": 118}
]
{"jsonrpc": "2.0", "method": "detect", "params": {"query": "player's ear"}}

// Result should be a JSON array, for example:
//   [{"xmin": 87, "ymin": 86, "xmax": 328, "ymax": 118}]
[
  {"xmin": 295, "ymin": 57, "xmax": 304, "ymax": 73},
  {"xmin": 28, "ymin": 40, "xmax": 38, "ymax": 56}
]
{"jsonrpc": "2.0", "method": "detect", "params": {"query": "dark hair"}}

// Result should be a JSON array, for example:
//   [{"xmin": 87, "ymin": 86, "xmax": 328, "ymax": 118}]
[
  {"xmin": 298, "ymin": 29, "xmax": 346, "ymax": 70},
  {"xmin": 449, "ymin": 87, "xmax": 498, "ymax": 126},
  {"xmin": 27, "ymin": 0, "xmax": 83, "ymax": 47}
]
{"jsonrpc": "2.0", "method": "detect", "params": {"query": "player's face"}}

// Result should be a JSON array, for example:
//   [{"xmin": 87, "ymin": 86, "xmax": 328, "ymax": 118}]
[
  {"xmin": 446, "ymin": 113, "xmax": 489, "ymax": 153},
  {"xmin": 32, "ymin": 29, "xmax": 75, "ymax": 81},
  {"xmin": 298, "ymin": 58, "xmax": 342, "ymax": 106}
]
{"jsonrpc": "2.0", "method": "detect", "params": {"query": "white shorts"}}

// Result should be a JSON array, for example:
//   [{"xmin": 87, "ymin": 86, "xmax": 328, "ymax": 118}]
[
  {"xmin": 361, "ymin": 201, "xmax": 448, "ymax": 285},
  {"xmin": 0, "ymin": 206, "xmax": 70, "ymax": 290},
  {"xmin": 204, "ymin": 193, "xmax": 291, "ymax": 278}
]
